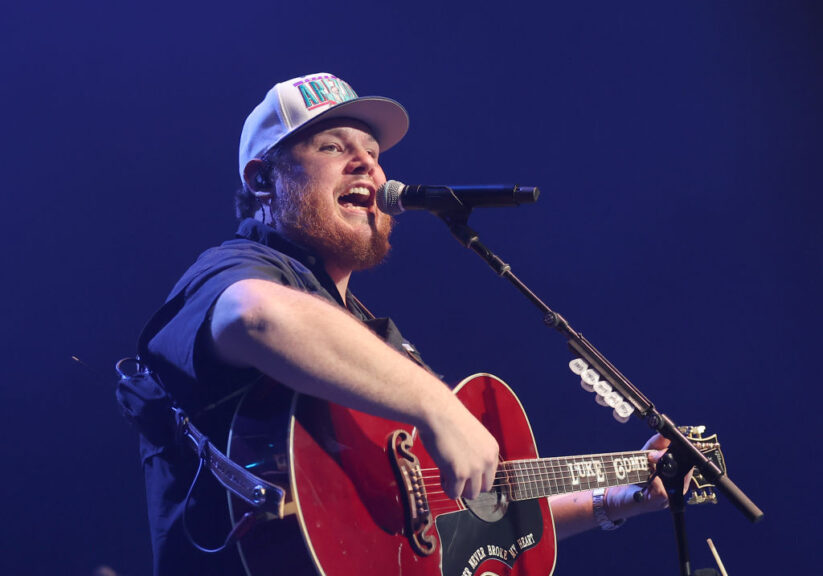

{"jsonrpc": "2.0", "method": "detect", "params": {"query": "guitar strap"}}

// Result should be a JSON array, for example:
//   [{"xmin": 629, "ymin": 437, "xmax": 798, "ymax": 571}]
[
  {"xmin": 116, "ymin": 291, "xmax": 287, "ymax": 525},
  {"xmin": 347, "ymin": 292, "xmax": 434, "ymax": 373}
]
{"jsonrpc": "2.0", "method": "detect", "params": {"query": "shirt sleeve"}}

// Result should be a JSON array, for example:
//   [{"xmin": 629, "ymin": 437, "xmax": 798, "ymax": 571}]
[{"xmin": 144, "ymin": 239, "xmax": 315, "ymax": 410}]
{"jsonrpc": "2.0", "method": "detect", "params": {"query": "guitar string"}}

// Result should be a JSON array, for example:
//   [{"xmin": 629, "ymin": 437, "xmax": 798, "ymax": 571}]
[
  {"xmin": 422, "ymin": 474, "xmax": 650, "ymax": 507},
  {"xmin": 416, "ymin": 471, "xmax": 651, "ymax": 487},
  {"xmin": 417, "ymin": 457, "xmax": 652, "ymax": 509},
  {"xmin": 415, "ymin": 452, "xmax": 653, "ymax": 483},
  {"xmin": 413, "ymin": 449, "xmax": 654, "ymax": 474},
  {"xmin": 417, "ymin": 457, "xmax": 651, "ymax": 497},
  {"xmin": 421, "ymin": 474, "xmax": 652, "ymax": 509},
  {"xmin": 415, "ymin": 459, "xmax": 653, "ymax": 484},
  {"xmin": 419, "ymin": 474, "xmax": 651, "ymax": 492},
  {"xmin": 420, "ymin": 473, "xmax": 651, "ymax": 505},
  {"xmin": 412, "ymin": 464, "xmax": 651, "ymax": 507},
  {"xmin": 417, "ymin": 466, "xmax": 652, "ymax": 480},
  {"xmin": 391, "ymin": 451, "xmax": 654, "ymax": 510},
  {"xmin": 380, "ymin": 451, "xmax": 704, "ymax": 512},
  {"xmin": 407, "ymin": 449, "xmax": 707, "ymax": 509}
]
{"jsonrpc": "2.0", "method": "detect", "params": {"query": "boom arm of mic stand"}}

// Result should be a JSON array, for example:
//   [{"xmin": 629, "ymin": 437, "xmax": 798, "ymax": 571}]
[{"xmin": 440, "ymin": 212, "xmax": 764, "ymax": 524}]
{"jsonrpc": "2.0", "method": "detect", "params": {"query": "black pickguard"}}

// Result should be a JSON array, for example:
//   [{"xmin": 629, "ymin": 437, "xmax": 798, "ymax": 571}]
[{"xmin": 435, "ymin": 499, "xmax": 544, "ymax": 576}]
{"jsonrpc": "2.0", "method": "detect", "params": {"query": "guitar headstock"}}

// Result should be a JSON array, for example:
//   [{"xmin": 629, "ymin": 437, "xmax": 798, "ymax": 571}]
[{"xmin": 679, "ymin": 425, "xmax": 726, "ymax": 505}]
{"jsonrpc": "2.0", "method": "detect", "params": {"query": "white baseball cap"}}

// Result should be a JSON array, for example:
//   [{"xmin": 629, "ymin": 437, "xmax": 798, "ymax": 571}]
[{"xmin": 238, "ymin": 72, "xmax": 409, "ymax": 181}]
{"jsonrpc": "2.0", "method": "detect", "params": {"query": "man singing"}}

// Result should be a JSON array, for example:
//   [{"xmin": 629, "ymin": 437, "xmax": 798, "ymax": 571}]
[{"xmin": 137, "ymin": 72, "xmax": 672, "ymax": 575}]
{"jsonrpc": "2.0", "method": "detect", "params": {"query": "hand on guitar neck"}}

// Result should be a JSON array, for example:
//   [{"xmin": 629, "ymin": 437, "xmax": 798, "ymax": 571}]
[
  {"xmin": 550, "ymin": 433, "xmax": 694, "ymax": 540},
  {"xmin": 607, "ymin": 433, "xmax": 692, "ymax": 518}
]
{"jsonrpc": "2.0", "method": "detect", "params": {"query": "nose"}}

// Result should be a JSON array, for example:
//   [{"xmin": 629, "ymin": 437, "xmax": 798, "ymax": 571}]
[{"xmin": 346, "ymin": 146, "xmax": 377, "ymax": 176}]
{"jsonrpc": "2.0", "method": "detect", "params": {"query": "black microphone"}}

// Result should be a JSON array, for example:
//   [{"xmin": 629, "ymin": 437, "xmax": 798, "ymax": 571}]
[{"xmin": 377, "ymin": 180, "xmax": 540, "ymax": 215}]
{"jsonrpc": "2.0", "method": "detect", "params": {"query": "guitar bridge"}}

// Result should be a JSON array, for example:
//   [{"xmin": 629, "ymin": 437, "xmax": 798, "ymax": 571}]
[{"xmin": 388, "ymin": 429, "xmax": 435, "ymax": 556}]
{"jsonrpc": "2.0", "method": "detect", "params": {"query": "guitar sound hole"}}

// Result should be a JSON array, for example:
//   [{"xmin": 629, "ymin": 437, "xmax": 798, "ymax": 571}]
[{"xmin": 463, "ymin": 488, "xmax": 510, "ymax": 522}]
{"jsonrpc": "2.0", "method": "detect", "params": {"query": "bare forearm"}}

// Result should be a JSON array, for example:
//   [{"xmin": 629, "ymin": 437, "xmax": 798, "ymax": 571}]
[
  {"xmin": 210, "ymin": 279, "xmax": 452, "ymax": 427},
  {"xmin": 549, "ymin": 492, "xmax": 598, "ymax": 540},
  {"xmin": 551, "ymin": 478, "xmax": 670, "ymax": 540}
]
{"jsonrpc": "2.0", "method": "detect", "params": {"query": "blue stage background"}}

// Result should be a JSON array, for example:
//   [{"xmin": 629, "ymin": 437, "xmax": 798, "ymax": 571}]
[{"xmin": 2, "ymin": 2, "xmax": 820, "ymax": 574}]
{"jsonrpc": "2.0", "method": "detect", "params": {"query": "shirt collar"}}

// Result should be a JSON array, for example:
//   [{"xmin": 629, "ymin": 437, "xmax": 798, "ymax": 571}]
[
  {"xmin": 235, "ymin": 218, "xmax": 352, "ymax": 308},
  {"xmin": 236, "ymin": 218, "xmax": 321, "ymax": 265}
]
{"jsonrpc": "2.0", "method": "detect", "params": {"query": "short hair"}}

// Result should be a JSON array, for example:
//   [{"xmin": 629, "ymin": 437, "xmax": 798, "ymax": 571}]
[{"xmin": 234, "ymin": 145, "xmax": 294, "ymax": 220}]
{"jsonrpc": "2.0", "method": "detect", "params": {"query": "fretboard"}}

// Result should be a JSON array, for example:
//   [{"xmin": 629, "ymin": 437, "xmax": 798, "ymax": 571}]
[{"xmin": 502, "ymin": 451, "xmax": 652, "ymax": 500}]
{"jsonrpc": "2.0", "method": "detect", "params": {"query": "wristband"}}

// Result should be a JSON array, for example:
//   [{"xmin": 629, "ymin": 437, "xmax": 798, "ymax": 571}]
[{"xmin": 592, "ymin": 488, "xmax": 626, "ymax": 531}]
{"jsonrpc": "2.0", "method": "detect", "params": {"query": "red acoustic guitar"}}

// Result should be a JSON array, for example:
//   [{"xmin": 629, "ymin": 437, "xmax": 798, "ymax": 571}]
[{"xmin": 227, "ymin": 373, "xmax": 723, "ymax": 576}]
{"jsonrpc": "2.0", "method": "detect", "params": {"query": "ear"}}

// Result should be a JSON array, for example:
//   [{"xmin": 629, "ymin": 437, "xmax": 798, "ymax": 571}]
[{"xmin": 242, "ymin": 158, "xmax": 273, "ymax": 200}]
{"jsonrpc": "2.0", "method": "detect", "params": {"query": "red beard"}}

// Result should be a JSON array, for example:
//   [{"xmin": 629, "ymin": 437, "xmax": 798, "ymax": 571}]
[{"xmin": 272, "ymin": 175, "xmax": 394, "ymax": 272}]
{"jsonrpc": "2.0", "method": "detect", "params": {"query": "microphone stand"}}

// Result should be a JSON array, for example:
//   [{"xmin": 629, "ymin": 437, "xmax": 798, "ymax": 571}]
[{"xmin": 438, "ymin": 210, "xmax": 764, "ymax": 576}]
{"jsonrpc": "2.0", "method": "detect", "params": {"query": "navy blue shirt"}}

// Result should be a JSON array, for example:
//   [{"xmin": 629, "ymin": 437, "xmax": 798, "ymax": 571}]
[{"xmin": 140, "ymin": 219, "xmax": 421, "ymax": 576}]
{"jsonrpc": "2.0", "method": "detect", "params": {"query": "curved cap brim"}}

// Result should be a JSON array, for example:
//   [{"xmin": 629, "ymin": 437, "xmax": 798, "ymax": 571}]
[{"xmin": 280, "ymin": 96, "xmax": 409, "ymax": 153}]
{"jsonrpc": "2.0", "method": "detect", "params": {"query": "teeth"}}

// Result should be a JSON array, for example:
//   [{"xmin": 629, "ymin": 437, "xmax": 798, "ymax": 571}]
[{"xmin": 339, "ymin": 186, "xmax": 372, "ymax": 209}]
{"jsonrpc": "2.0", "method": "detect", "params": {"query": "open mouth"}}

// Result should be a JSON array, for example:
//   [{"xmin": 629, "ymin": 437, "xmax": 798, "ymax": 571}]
[{"xmin": 337, "ymin": 186, "xmax": 373, "ymax": 209}]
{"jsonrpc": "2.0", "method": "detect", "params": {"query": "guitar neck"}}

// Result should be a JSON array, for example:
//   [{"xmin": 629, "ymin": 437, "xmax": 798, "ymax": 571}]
[{"xmin": 502, "ymin": 450, "xmax": 652, "ymax": 500}]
